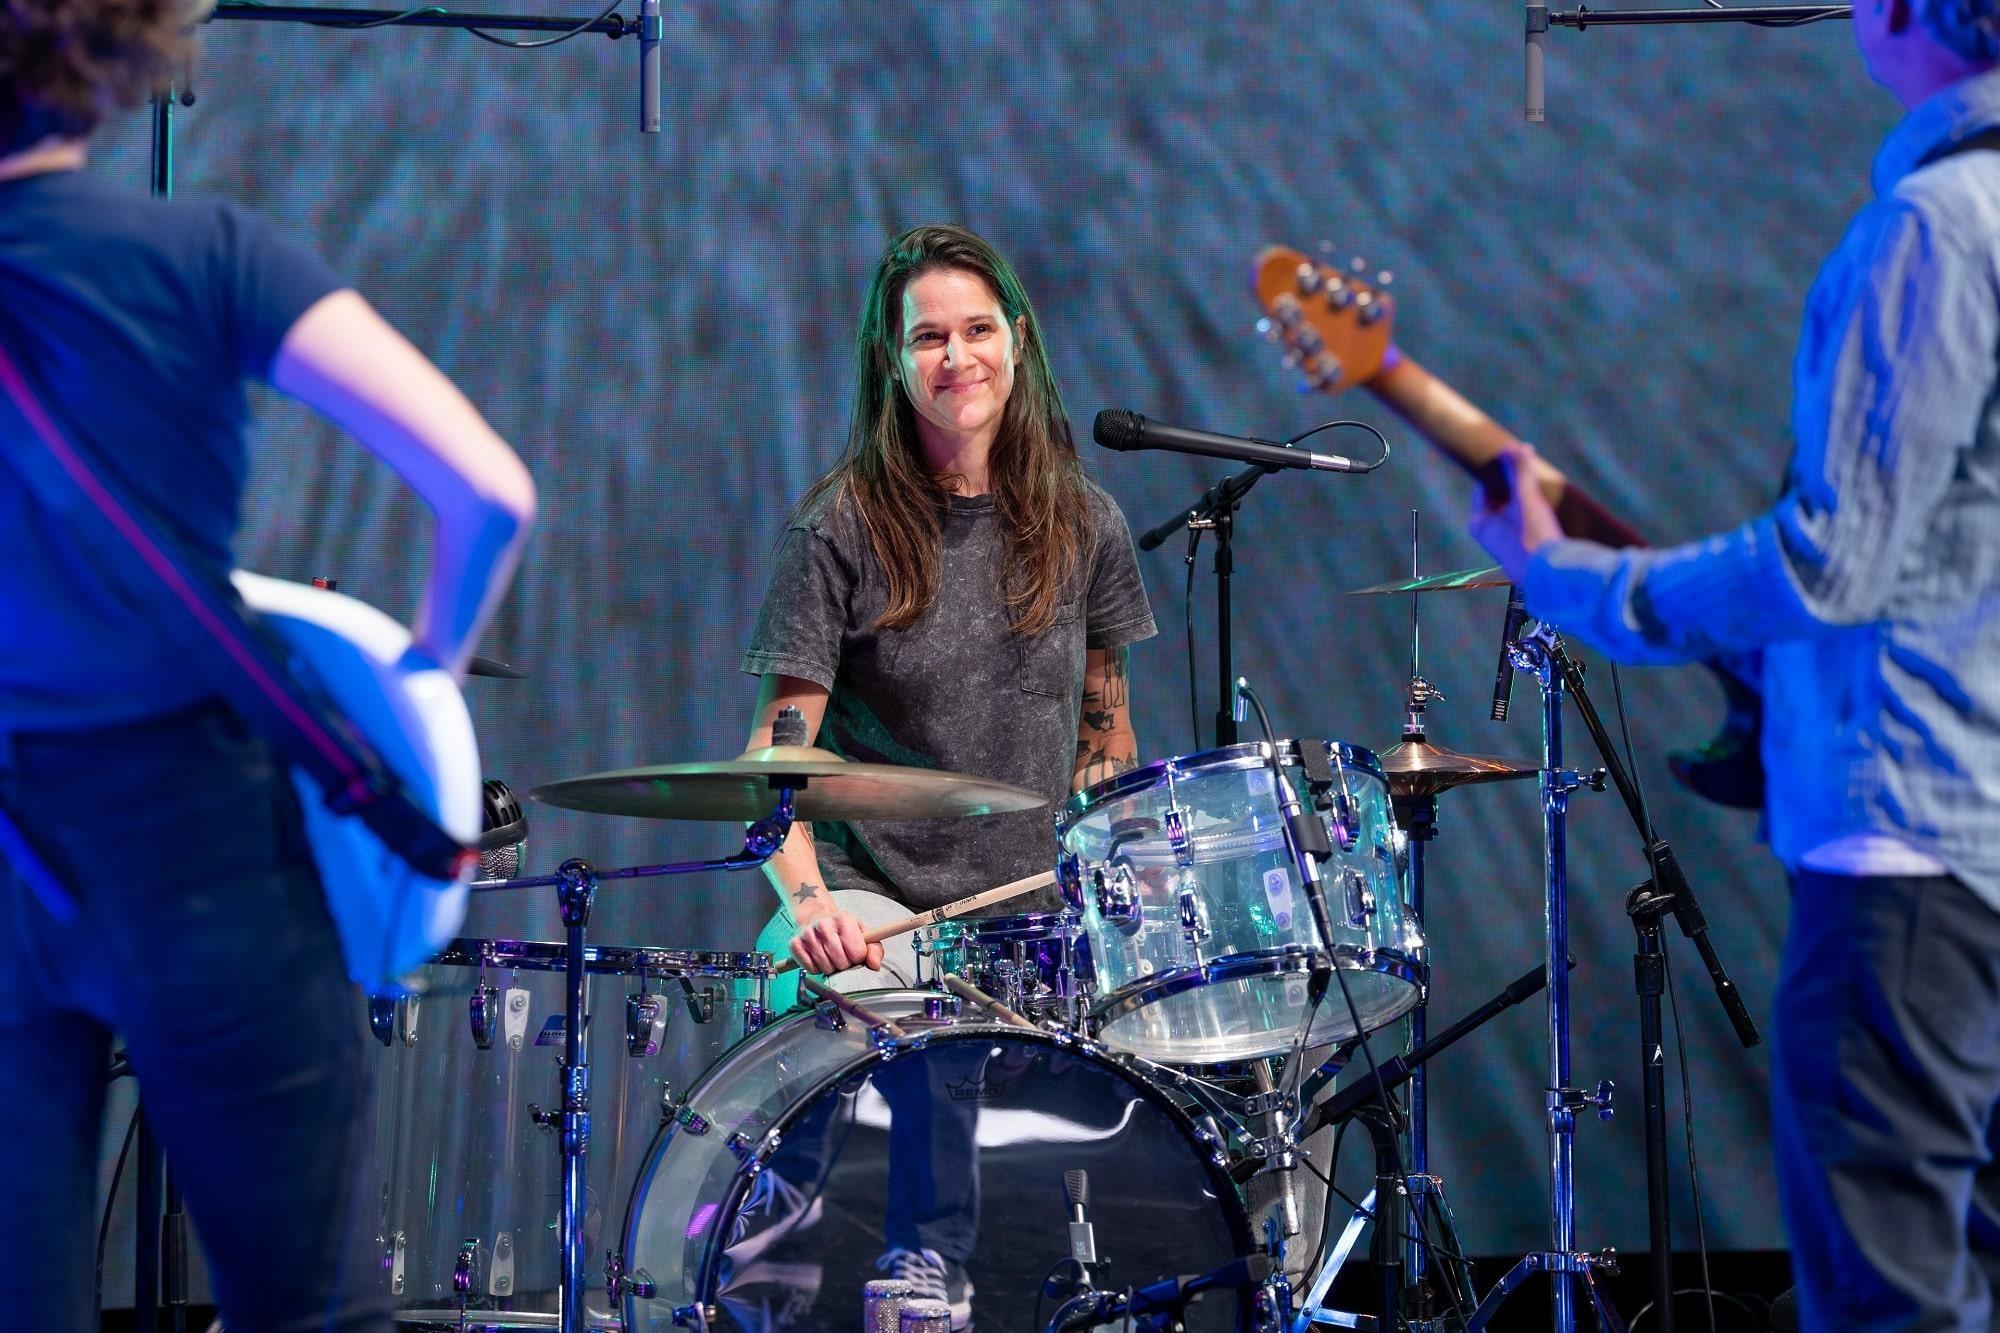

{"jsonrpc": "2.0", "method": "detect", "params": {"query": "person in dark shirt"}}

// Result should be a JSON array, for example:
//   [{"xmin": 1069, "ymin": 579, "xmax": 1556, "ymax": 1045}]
[
  {"xmin": 735, "ymin": 223, "xmax": 1156, "ymax": 1327},
  {"xmin": 0, "ymin": 1, "xmax": 536, "ymax": 1328}
]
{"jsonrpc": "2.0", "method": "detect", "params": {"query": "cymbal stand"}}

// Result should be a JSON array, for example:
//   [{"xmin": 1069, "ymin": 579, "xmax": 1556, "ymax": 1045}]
[
  {"xmin": 468, "ymin": 789, "xmax": 794, "ymax": 1333},
  {"xmin": 1463, "ymin": 623, "xmax": 1624, "ymax": 1333}
]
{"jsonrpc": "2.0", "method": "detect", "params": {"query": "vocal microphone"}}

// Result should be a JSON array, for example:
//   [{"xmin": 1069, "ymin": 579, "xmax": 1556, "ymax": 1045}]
[
  {"xmin": 1092, "ymin": 409, "xmax": 1371, "ymax": 474},
  {"xmin": 1525, "ymin": 2, "xmax": 1549, "ymax": 122},
  {"xmin": 1490, "ymin": 586, "xmax": 1528, "ymax": 722}
]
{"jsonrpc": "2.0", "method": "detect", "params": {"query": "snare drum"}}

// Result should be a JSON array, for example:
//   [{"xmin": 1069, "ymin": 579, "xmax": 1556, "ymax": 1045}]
[
  {"xmin": 912, "ymin": 910, "xmax": 1095, "ymax": 1026},
  {"xmin": 362, "ymin": 938, "xmax": 771, "ymax": 1326},
  {"xmin": 1056, "ymin": 740, "xmax": 1421, "ymax": 1064}
]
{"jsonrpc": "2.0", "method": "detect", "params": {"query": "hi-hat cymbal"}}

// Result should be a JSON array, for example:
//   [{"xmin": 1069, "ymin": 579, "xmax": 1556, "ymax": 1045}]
[
  {"xmin": 529, "ymin": 746, "xmax": 1046, "ymax": 822},
  {"xmin": 1346, "ymin": 566, "xmax": 1509, "ymax": 596},
  {"xmin": 1377, "ymin": 737, "xmax": 1539, "ymax": 797}
]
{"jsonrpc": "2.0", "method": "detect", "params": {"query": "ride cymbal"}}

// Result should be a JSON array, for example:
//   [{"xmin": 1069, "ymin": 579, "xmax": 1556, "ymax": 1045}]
[{"xmin": 529, "ymin": 746, "xmax": 1046, "ymax": 823}]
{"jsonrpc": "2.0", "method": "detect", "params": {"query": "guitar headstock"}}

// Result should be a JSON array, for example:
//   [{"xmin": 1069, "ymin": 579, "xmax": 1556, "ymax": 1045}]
[{"xmin": 1250, "ymin": 246, "xmax": 1396, "ymax": 395}]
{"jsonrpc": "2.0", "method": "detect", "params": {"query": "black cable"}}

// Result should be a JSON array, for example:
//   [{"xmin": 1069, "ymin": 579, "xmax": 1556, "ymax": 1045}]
[
  {"xmin": 95, "ymin": 1103, "xmax": 142, "ymax": 1311},
  {"xmin": 1610, "ymin": 662, "xmax": 1719, "ymax": 1333},
  {"xmin": 467, "ymin": 0, "xmax": 619, "ymax": 48},
  {"xmin": 1283, "ymin": 418, "xmax": 1393, "ymax": 471},
  {"xmin": 1628, "ymin": 1288, "xmax": 1765, "ymax": 1332}
]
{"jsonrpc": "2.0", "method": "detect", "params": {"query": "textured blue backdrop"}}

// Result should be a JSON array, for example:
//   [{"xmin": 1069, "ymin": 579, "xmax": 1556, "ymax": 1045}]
[{"xmin": 85, "ymin": 0, "xmax": 1896, "ymax": 1263}]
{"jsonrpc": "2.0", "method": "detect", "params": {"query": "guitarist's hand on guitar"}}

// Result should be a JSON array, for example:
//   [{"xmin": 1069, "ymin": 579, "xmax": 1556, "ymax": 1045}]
[
  {"xmin": 1469, "ymin": 441, "xmax": 1567, "ymax": 584},
  {"xmin": 789, "ymin": 905, "xmax": 885, "ymax": 975}
]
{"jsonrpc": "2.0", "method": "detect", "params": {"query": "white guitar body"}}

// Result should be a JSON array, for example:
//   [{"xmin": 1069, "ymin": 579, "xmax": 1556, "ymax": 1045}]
[
  {"xmin": 754, "ymin": 888, "xmax": 925, "ymax": 1013},
  {"xmin": 231, "ymin": 571, "xmax": 482, "ymax": 992}
]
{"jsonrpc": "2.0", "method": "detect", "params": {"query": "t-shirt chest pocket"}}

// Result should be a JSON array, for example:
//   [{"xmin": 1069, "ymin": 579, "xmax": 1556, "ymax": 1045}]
[{"xmin": 1018, "ymin": 602, "xmax": 1084, "ymax": 699}]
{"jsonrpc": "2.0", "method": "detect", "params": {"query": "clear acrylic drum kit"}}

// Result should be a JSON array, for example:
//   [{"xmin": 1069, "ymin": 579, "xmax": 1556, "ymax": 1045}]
[{"xmin": 369, "ymin": 573, "xmax": 1646, "ymax": 1333}]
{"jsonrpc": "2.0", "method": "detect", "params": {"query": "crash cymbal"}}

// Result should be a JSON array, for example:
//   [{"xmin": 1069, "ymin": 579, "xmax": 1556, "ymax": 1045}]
[
  {"xmin": 1376, "ymin": 737, "xmax": 1539, "ymax": 797},
  {"xmin": 467, "ymin": 654, "xmax": 527, "ymax": 679},
  {"xmin": 1345, "ymin": 566, "xmax": 1509, "ymax": 596},
  {"xmin": 529, "ymin": 746, "xmax": 1046, "ymax": 822}
]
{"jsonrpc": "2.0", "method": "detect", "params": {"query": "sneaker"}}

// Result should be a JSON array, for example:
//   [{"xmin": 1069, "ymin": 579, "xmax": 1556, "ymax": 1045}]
[
  {"xmin": 874, "ymin": 1246, "xmax": 973, "ymax": 1329},
  {"xmin": 722, "ymin": 1168, "xmax": 824, "ymax": 1265}
]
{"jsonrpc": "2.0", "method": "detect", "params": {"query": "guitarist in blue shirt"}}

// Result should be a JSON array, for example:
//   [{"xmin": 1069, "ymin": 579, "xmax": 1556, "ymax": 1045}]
[
  {"xmin": 1471, "ymin": 3, "xmax": 2000, "ymax": 1325},
  {"xmin": 0, "ymin": 0, "xmax": 536, "ymax": 1328}
]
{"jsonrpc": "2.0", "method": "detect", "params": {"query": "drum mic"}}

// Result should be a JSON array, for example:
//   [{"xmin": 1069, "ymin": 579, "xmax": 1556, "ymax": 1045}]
[
  {"xmin": 1064, "ymin": 1169, "xmax": 1098, "ymax": 1271},
  {"xmin": 479, "ymin": 778, "xmax": 528, "ymax": 878},
  {"xmin": 1490, "ymin": 587, "xmax": 1527, "ymax": 722}
]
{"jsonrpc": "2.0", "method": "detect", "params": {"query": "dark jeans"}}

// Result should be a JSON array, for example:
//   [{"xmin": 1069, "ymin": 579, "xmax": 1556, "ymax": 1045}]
[
  {"xmin": 774, "ymin": 1042, "xmax": 982, "ymax": 1263},
  {"xmin": 0, "ymin": 703, "xmax": 387, "ymax": 1332},
  {"xmin": 1774, "ymin": 869, "xmax": 2000, "ymax": 1332}
]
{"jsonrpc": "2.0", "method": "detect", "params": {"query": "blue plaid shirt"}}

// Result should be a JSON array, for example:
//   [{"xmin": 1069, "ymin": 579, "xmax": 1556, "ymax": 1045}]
[{"xmin": 1524, "ymin": 69, "xmax": 2000, "ymax": 909}]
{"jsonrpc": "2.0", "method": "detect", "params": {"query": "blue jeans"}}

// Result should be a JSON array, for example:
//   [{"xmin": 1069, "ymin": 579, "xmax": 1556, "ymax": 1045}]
[
  {"xmin": 1774, "ymin": 869, "xmax": 2000, "ymax": 1332},
  {"xmin": 0, "ymin": 702, "xmax": 388, "ymax": 1332}
]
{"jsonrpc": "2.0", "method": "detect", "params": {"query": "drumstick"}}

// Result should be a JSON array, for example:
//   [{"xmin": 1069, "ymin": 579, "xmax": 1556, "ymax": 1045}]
[{"xmin": 770, "ymin": 868, "xmax": 1058, "ymax": 976}]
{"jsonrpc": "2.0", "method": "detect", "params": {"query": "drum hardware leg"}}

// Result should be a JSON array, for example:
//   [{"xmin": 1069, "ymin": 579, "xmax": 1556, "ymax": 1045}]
[
  {"xmin": 554, "ymin": 857, "xmax": 598, "ymax": 1333},
  {"xmin": 1391, "ymin": 788, "xmax": 1438, "ymax": 1317}
]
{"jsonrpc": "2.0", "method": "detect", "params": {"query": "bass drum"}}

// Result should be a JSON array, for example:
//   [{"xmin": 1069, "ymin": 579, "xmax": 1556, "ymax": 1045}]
[{"xmin": 621, "ymin": 990, "xmax": 1257, "ymax": 1331}]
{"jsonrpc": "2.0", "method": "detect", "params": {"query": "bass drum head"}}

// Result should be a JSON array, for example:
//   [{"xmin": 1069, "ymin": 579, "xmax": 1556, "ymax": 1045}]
[{"xmin": 622, "ymin": 992, "xmax": 1255, "ymax": 1331}]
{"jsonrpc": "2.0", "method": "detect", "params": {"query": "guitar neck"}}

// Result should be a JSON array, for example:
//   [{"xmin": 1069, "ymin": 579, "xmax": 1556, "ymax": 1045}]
[{"xmin": 1366, "ymin": 352, "xmax": 1648, "ymax": 550}]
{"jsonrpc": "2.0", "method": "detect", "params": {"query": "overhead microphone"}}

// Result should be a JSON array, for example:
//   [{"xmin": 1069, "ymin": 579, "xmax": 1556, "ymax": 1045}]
[
  {"xmin": 638, "ymin": 0, "xmax": 662, "ymax": 133},
  {"xmin": 1092, "ymin": 409, "xmax": 1373, "ymax": 474},
  {"xmin": 1526, "ymin": 2, "xmax": 1549, "ymax": 122}
]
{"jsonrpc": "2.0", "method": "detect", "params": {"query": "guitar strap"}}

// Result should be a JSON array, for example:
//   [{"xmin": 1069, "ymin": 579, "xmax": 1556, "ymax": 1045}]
[{"xmin": 0, "ymin": 331, "xmax": 471, "ymax": 902}]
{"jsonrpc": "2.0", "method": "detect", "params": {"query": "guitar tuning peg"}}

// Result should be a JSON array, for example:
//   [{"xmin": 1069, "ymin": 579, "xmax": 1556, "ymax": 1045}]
[
  {"xmin": 1377, "ymin": 270, "xmax": 1394, "ymax": 287},
  {"xmin": 1281, "ymin": 351, "xmax": 1302, "ymax": 370},
  {"xmin": 1254, "ymin": 317, "xmax": 1279, "ymax": 343},
  {"xmin": 1294, "ymin": 263, "xmax": 1324, "ymax": 296}
]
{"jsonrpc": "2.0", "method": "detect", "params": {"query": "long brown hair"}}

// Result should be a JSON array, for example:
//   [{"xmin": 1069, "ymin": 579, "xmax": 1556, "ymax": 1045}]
[
  {"xmin": 798, "ymin": 223, "xmax": 1091, "ymax": 637},
  {"xmin": 0, "ymin": 0, "xmax": 194, "ymax": 154}
]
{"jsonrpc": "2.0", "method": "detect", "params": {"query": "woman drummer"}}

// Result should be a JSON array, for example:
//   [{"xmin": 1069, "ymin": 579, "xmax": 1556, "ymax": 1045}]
[{"xmin": 737, "ymin": 222, "xmax": 1156, "ymax": 1323}]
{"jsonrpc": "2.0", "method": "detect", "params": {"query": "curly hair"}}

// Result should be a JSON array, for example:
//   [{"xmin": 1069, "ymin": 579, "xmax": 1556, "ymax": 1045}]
[
  {"xmin": 1, "ymin": 0, "xmax": 194, "ymax": 154},
  {"xmin": 1922, "ymin": 0, "xmax": 2000, "ymax": 61}
]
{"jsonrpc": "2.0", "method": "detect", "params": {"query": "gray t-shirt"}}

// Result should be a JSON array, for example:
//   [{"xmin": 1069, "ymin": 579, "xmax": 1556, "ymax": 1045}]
[{"xmin": 742, "ymin": 479, "xmax": 1157, "ymax": 912}]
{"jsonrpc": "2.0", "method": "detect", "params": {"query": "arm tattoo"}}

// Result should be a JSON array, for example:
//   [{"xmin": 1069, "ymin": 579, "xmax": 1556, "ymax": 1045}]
[
  {"xmin": 1079, "ymin": 647, "xmax": 1129, "ymax": 735},
  {"xmin": 791, "ymin": 881, "xmax": 825, "ymax": 905}
]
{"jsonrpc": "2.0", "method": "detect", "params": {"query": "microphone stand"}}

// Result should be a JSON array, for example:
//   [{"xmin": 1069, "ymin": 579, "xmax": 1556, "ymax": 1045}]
[
  {"xmin": 1537, "ymin": 638, "xmax": 1760, "ymax": 1333},
  {"xmin": 1136, "ymin": 460, "xmax": 1279, "ymax": 747}
]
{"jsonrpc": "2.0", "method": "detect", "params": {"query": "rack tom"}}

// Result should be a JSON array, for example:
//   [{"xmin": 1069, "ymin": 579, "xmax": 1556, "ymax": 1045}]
[{"xmin": 1056, "ymin": 740, "xmax": 1421, "ymax": 1064}]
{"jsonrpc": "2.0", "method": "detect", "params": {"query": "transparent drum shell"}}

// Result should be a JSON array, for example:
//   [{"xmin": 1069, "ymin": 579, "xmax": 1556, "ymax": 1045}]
[
  {"xmin": 912, "ymin": 910, "xmax": 1095, "ymax": 1025},
  {"xmin": 1056, "ymin": 740, "xmax": 1422, "ymax": 1064},
  {"xmin": 620, "ymin": 989, "xmax": 1254, "ymax": 1332},
  {"xmin": 362, "ymin": 938, "xmax": 768, "ymax": 1327}
]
